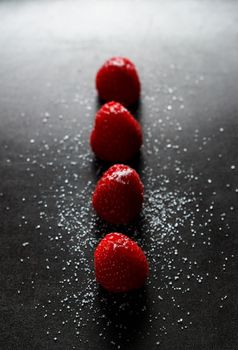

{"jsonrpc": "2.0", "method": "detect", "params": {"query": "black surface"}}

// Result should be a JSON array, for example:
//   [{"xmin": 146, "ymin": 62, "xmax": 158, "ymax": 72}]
[{"xmin": 1, "ymin": 1, "xmax": 238, "ymax": 349}]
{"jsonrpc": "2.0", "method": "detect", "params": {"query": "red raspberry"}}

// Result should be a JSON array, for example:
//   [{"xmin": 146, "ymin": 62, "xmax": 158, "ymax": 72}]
[
  {"xmin": 94, "ymin": 232, "xmax": 149, "ymax": 292},
  {"xmin": 96, "ymin": 57, "xmax": 141, "ymax": 106},
  {"xmin": 90, "ymin": 101, "xmax": 142, "ymax": 163},
  {"xmin": 92, "ymin": 164, "xmax": 144, "ymax": 224}
]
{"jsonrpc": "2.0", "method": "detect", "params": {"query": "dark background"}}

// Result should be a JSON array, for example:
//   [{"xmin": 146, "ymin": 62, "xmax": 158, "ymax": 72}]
[{"xmin": 0, "ymin": 0, "xmax": 238, "ymax": 349}]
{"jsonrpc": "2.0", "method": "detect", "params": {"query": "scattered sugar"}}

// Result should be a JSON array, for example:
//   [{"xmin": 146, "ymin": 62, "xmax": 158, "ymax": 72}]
[{"xmin": 8, "ymin": 71, "xmax": 235, "ymax": 348}]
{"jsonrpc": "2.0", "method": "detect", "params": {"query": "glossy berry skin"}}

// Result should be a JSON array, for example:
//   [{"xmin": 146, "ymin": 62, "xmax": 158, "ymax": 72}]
[
  {"xmin": 96, "ymin": 57, "xmax": 141, "ymax": 106},
  {"xmin": 94, "ymin": 232, "xmax": 149, "ymax": 293},
  {"xmin": 90, "ymin": 101, "xmax": 142, "ymax": 163},
  {"xmin": 92, "ymin": 164, "xmax": 144, "ymax": 225}
]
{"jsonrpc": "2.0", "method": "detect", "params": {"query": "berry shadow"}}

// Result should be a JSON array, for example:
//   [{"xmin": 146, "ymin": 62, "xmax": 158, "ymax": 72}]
[
  {"xmin": 90, "ymin": 151, "xmax": 145, "ymax": 182},
  {"xmin": 91, "ymin": 212, "xmax": 148, "ymax": 244},
  {"xmin": 94, "ymin": 286, "xmax": 149, "ymax": 349},
  {"xmin": 90, "ymin": 157, "xmax": 109, "ymax": 181},
  {"xmin": 95, "ymin": 95, "xmax": 143, "ymax": 121},
  {"xmin": 130, "ymin": 98, "xmax": 143, "ymax": 122}
]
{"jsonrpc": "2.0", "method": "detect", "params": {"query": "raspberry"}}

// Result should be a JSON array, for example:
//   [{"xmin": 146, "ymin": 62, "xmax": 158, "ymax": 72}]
[
  {"xmin": 94, "ymin": 232, "xmax": 149, "ymax": 292},
  {"xmin": 96, "ymin": 57, "xmax": 141, "ymax": 106},
  {"xmin": 90, "ymin": 101, "xmax": 142, "ymax": 163},
  {"xmin": 92, "ymin": 164, "xmax": 144, "ymax": 224}
]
